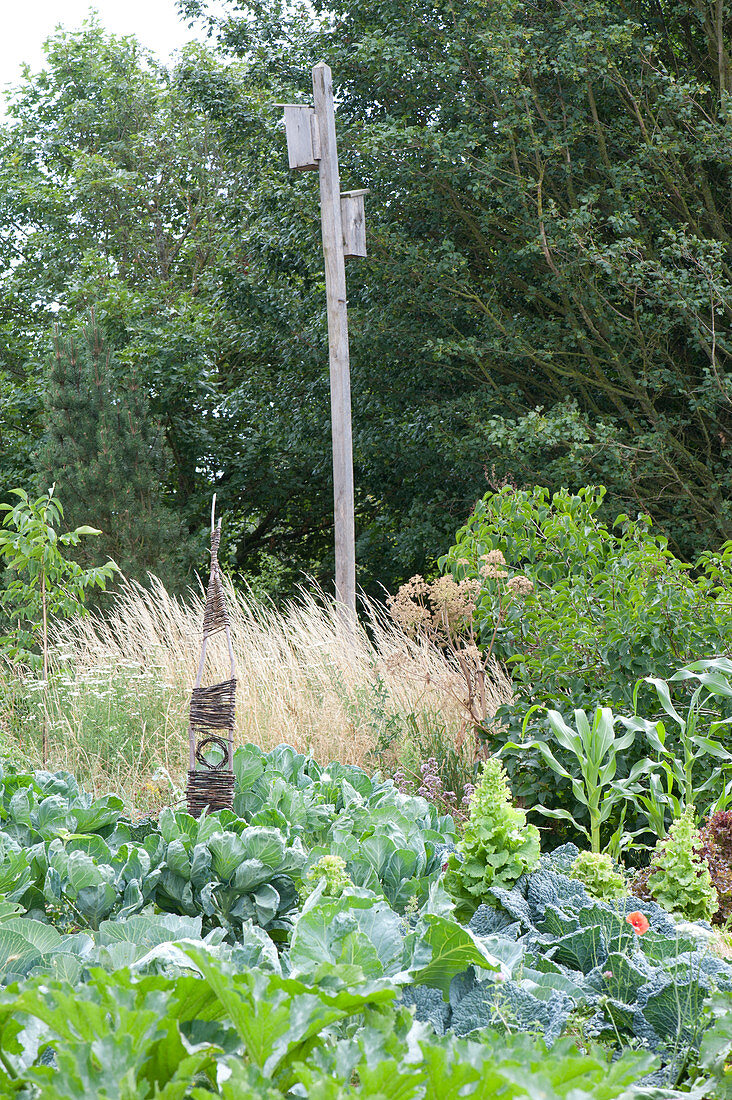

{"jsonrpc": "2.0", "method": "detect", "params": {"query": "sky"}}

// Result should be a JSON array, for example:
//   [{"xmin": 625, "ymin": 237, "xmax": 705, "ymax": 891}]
[{"xmin": 0, "ymin": 1, "xmax": 213, "ymax": 102}]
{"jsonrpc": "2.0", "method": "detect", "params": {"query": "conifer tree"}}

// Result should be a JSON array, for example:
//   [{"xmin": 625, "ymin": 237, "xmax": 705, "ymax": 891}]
[{"xmin": 36, "ymin": 322, "xmax": 188, "ymax": 588}]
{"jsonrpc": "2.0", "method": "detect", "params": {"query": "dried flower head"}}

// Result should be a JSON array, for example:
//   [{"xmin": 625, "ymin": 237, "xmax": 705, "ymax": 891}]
[
  {"xmin": 478, "ymin": 549, "xmax": 508, "ymax": 580},
  {"xmin": 506, "ymin": 575, "xmax": 534, "ymax": 596},
  {"xmin": 387, "ymin": 575, "xmax": 432, "ymax": 635},
  {"xmin": 430, "ymin": 575, "xmax": 479, "ymax": 635}
]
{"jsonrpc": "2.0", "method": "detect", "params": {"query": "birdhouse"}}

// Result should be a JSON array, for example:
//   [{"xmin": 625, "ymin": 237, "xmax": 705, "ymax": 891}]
[
  {"xmin": 283, "ymin": 105, "xmax": 321, "ymax": 171},
  {"xmin": 340, "ymin": 190, "xmax": 368, "ymax": 258}
]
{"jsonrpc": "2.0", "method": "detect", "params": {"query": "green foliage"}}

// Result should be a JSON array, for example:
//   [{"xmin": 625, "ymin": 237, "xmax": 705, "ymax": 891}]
[
  {"xmin": 698, "ymin": 991, "xmax": 732, "ymax": 1098},
  {"xmin": 442, "ymin": 485, "xmax": 732, "ymax": 717},
  {"xmin": 299, "ymin": 854, "xmax": 351, "ymax": 901},
  {"xmin": 37, "ymin": 324, "xmax": 189, "ymax": 588},
  {"xmin": 0, "ymin": 487, "xmax": 118, "ymax": 665},
  {"xmin": 452, "ymin": 844, "xmax": 730, "ymax": 1070},
  {"xmin": 505, "ymin": 706, "xmax": 644, "ymax": 856},
  {"xmin": 623, "ymin": 658, "xmax": 732, "ymax": 828},
  {"xmin": 201, "ymin": 0, "xmax": 732, "ymax": 564},
  {"xmin": 569, "ymin": 853, "xmax": 626, "ymax": 902},
  {"xmin": 445, "ymin": 487, "xmax": 732, "ymax": 844},
  {"xmin": 8, "ymin": 0, "xmax": 732, "ymax": 593},
  {"xmin": 647, "ymin": 807, "xmax": 718, "ymax": 923},
  {"xmin": 0, "ymin": 19, "xmax": 491, "ymax": 599},
  {"xmin": 0, "ymin": 746, "xmax": 458, "ymax": 937},
  {"xmin": 0, "ymin": 949, "xmax": 659, "ymax": 1099},
  {"xmin": 232, "ymin": 743, "xmax": 457, "ymax": 912},
  {"xmin": 445, "ymin": 758, "xmax": 539, "ymax": 921},
  {"xmin": 0, "ymin": 753, "xmax": 726, "ymax": 1090}
]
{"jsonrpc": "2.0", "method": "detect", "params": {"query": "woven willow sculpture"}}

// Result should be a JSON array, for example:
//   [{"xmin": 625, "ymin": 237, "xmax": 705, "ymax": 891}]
[{"xmin": 186, "ymin": 500, "xmax": 236, "ymax": 816}]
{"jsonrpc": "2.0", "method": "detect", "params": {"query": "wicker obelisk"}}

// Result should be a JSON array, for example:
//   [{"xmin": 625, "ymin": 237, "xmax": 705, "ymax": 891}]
[{"xmin": 186, "ymin": 499, "xmax": 236, "ymax": 816}]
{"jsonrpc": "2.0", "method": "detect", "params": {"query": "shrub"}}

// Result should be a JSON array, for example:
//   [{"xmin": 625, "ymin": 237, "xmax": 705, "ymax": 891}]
[
  {"xmin": 445, "ymin": 757, "xmax": 540, "ymax": 921},
  {"xmin": 441, "ymin": 486, "xmax": 732, "ymax": 841},
  {"xmin": 645, "ymin": 807, "xmax": 718, "ymax": 923},
  {"xmin": 569, "ymin": 852, "xmax": 626, "ymax": 901},
  {"xmin": 441, "ymin": 485, "xmax": 732, "ymax": 717}
]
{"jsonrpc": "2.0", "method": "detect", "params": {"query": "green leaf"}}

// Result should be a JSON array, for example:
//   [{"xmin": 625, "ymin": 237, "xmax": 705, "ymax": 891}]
[{"xmin": 407, "ymin": 914, "xmax": 500, "ymax": 998}]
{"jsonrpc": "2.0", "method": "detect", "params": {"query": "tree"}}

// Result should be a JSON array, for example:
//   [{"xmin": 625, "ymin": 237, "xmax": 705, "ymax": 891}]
[
  {"xmin": 182, "ymin": 0, "xmax": 732, "ymax": 560},
  {"xmin": 36, "ymin": 322, "xmax": 188, "ymax": 587},
  {"xmin": 0, "ymin": 487, "xmax": 118, "ymax": 759},
  {"xmin": 0, "ymin": 23, "xmax": 236, "ymax": 588},
  {"xmin": 0, "ymin": 18, "xmax": 506, "ymax": 597}
]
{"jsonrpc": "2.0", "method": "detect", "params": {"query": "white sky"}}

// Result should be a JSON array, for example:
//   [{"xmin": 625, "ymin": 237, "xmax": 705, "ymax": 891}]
[{"xmin": 0, "ymin": 1, "xmax": 213, "ymax": 103}]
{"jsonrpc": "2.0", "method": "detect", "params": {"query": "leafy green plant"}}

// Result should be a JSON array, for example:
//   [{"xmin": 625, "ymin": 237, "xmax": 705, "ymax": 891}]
[
  {"xmin": 233, "ymin": 743, "xmax": 457, "ymax": 912},
  {"xmin": 504, "ymin": 706, "xmax": 645, "ymax": 855},
  {"xmin": 299, "ymin": 854, "xmax": 351, "ymax": 901},
  {"xmin": 0, "ymin": 487, "xmax": 118, "ymax": 763},
  {"xmin": 0, "ymin": 750, "xmax": 726, "ymax": 1090},
  {"xmin": 0, "ymin": 487, "xmax": 118, "ymax": 668},
  {"xmin": 569, "ymin": 852, "xmax": 626, "ymax": 901},
  {"xmin": 622, "ymin": 658, "xmax": 732, "ymax": 831},
  {"xmin": 442, "ymin": 486, "xmax": 732, "ymax": 719},
  {"xmin": 445, "ymin": 757, "xmax": 539, "ymax": 921},
  {"xmin": 698, "ymin": 991, "xmax": 732, "ymax": 1097},
  {"xmin": 0, "ymin": 948, "xmax": 662, "ymax": 1100},
  {"xmin": 645, "ymin": 807, "xmax": 718, "ymax": 923}
]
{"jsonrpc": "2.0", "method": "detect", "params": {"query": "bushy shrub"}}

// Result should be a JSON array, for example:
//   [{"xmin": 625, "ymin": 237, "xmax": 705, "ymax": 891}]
[
  {"xmin": 445, "ymin": 757, "xmax": 540, "ymax": 920},
  {"xmin": 644, "ymin": 807, "xmax": 718, "ymax": 923},
  {"xmin": 441, "ymin": 485, "xmax": 732, "ymax": 717},
  {"xmin": 569, "ymin": 852, "xmax": 626, "ymax": 901},
  {"xmin": 441, "ymin": 486, "xmax": 732, "ymax": 844}
]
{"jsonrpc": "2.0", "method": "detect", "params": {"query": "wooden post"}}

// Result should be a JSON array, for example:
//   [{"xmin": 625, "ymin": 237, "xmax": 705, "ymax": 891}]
[
  {"xmin": 311, "ymin": 62, "xmax": 356, "ymax": 619},
  {"xmin": 282, "ymin": 66, "xmax": 366, "ymax": 619}
]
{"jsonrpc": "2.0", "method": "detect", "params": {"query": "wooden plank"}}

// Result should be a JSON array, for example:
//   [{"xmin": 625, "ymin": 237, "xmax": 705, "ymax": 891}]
[
  {"xmin": 312, "ymin": 62, "xmax": 356, "ymax": 618},
  {"xmin": 341, "ymin": 191, "xmax": 367, "ymax": 257},
  {"xmin": 284, "ymin": 105, "xmax": 319, "ymax": 171}
]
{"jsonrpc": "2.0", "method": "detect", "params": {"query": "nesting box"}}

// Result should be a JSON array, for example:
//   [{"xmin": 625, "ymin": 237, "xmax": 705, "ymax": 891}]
[
  {"xmin": 340, "ymin": 190, "xmax": 368, "ymax": 258},
  {"xmin": 283, "ymin": 105, "xmax": 321, "ymax": 171}
]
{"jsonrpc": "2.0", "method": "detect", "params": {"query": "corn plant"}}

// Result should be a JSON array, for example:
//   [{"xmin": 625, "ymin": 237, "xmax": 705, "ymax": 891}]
[
  {"xmin": 504, "ymin": 706, "xmax": 649, "ymax": 854},
  {"xmin": 621, "ymin": 658, "xmax": 732, "ymax": 833}
]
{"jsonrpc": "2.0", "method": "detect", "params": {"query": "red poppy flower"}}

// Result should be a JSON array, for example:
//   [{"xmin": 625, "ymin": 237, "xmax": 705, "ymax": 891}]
[{"xmin": 626, "ymin": 911, "xmax": 650, "ymax": 935}]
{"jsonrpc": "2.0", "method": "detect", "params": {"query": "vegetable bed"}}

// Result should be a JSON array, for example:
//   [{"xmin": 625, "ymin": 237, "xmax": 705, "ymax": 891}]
[{"xmin": 0, "ymin": 745, "xmax": 728, "ymax": 1098}]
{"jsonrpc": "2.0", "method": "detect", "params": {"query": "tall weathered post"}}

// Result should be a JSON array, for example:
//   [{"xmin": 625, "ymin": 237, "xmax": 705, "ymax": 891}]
[{"xmin": 282, "ymin": 63, "xmax": 367, "ymax": 619}]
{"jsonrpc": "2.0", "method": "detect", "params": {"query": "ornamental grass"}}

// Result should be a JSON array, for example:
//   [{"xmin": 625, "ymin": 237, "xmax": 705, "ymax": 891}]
[{"xmin": 0, "ymin": 577, "xmax": 512, "ymax": 812}]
